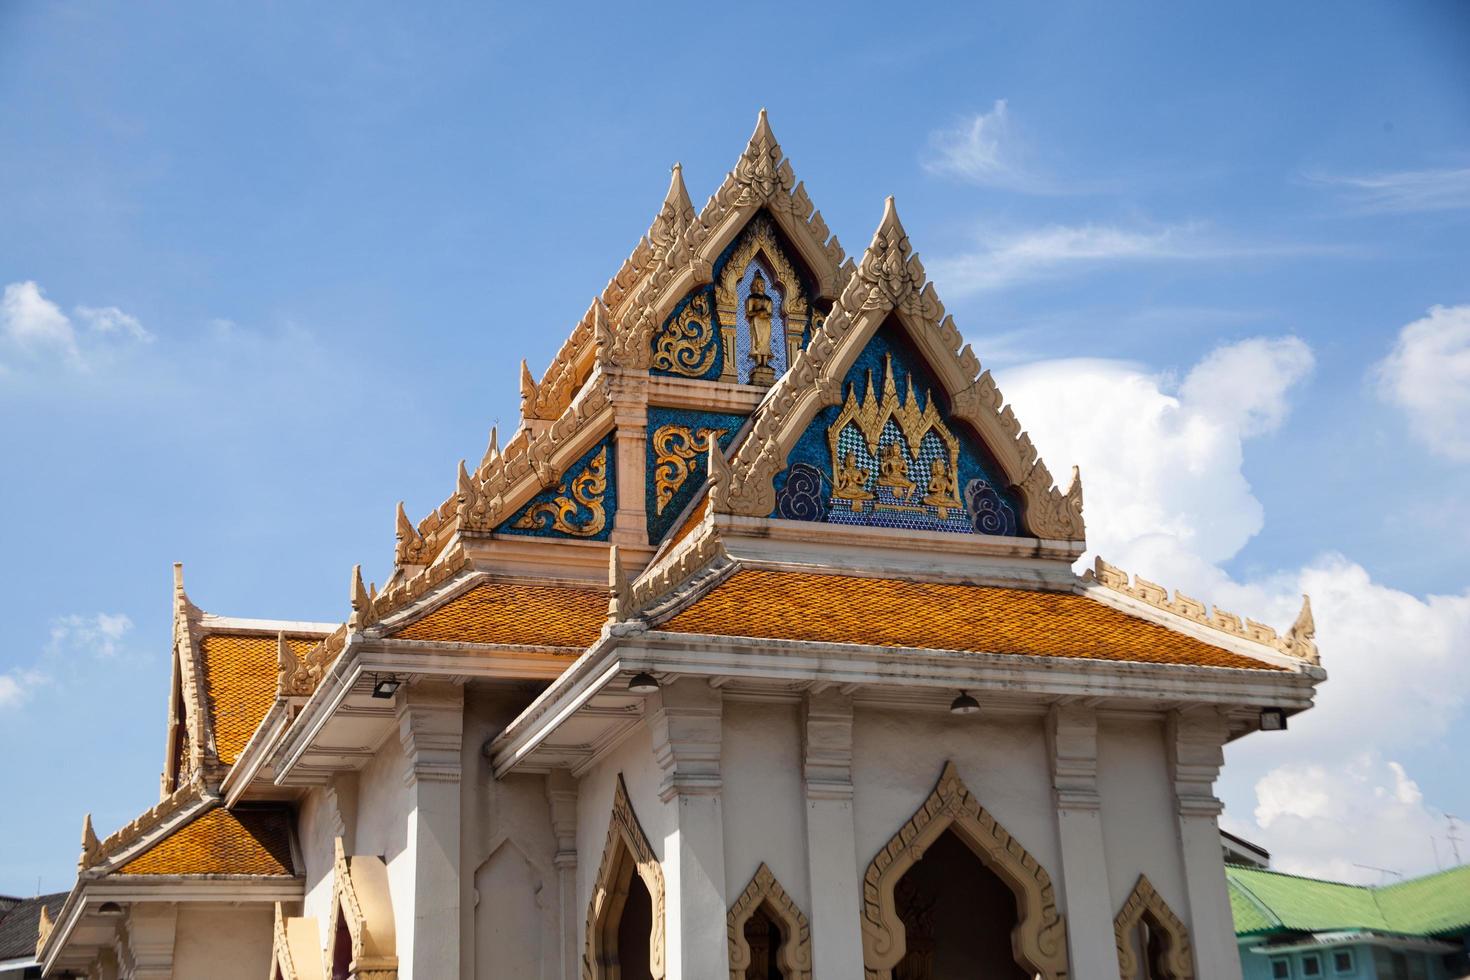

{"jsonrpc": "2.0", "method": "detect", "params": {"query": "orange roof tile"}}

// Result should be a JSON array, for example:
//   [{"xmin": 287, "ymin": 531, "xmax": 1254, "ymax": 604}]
[
  {"xmin": 118, "ymin": 806, "xmax": 295, "ymax": 876},
  {"xmin": 199, "ymin": 633, "xmax": 318, "ymax": 765},
  {"xmin": 659, "ymin": 569, "xmax": 1283, "ymax": 671},
  {"xmin": 392, "ymin": 580, "xmax": 606, "ymax": 648}
]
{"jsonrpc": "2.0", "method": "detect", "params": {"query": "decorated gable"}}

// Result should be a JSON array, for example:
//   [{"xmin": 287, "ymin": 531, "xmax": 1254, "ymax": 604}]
[
  {"xmin": 646, "ymin": 407, "xmax": 746, "ymax": 543},
  {"xmin": 650, "ymin": 212, "xmax": 823, "ymax": 387},
  {"xmin": 497, "ymin": 433, "xmax": 616, "ymax": 541},
  {"xmin": 772, "ymin": 324, "xmax": 1022, "ymax": 536}
]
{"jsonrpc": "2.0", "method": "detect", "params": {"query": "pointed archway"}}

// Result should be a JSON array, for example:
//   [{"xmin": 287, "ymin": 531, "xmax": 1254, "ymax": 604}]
[
  {"xmin": 1114, "ymin": 875, "xmax": 1195, "ymax": 980},
  {"xmin": 323, "ymin": 838, "xmax": 398, "ymax": 980},
  {"xmin": 726, "ymin": 863, "xmax": 813, "ymax": 980},
  {"xmin": 860, "ymin": 762, "xmax": 1069, "ymax": 980},
  {"xmin": 583, "ymin": 775, "xmax": 666, "ymax": 980}
]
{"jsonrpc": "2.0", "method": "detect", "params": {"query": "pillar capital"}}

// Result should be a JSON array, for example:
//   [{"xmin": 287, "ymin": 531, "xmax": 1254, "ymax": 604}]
[
  {"xmin": 801, "ymin": 688, "xmax": 854, "ymax": 801},
  {"xmin": 648, "ymin": 679, "xmax": 723, "ymax": 802},
  {"xmin": 396, "ymin": 681, "xmax": 464, "ymax": 786}
]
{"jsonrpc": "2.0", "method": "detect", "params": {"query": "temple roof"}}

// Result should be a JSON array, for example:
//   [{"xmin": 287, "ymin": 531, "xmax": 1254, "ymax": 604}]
[
  {"xmin": 655, "ymin": 569, "xmax": 1287, "ymax": 671},
  {"xmin": 1227, "ymin": 864, "xmax": 1470, "ymax": 940},
  {"xmin": 115, "ymin": 805, "xmax": 296, "ymax": 877},
  {"xmin": 199, "ymin": 631, "xmax": 321, "ymax": 765},
  {"xmin": 389, "ymin": 579, "xmax": 606, "ymax": 648}
]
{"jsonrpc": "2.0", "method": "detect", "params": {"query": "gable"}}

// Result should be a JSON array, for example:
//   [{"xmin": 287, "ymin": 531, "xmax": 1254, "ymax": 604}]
[
  {"xmin": 497, "ymin": 431, "xmax": 616, "ymax": 541},
  {"xmin": 646, "ymin": 407, "xmax": 746, "ymax": 543},
  {"xmin": 771, "ymin": 321, "xmax": 1023, "ymax": 536}
]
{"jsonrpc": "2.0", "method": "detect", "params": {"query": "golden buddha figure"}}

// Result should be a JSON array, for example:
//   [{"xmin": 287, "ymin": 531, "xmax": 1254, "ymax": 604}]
[
  {"xmin": 922, "ymin": 456, "xmax": 961, "ymax": 519},
  {"xmin": 833, "ymin": 451, "xmax": 875, "ymax": 510},
  {"xmin": 745, "ymin": 270, "xmax": 776, "ymax": 386},
  {"xmin": 876, "ymin": 441, "xmax": 917, "ymax": 502}
]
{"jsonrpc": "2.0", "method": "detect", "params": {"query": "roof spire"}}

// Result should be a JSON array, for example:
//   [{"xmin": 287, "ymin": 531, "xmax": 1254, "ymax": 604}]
[
  {"xmin": 479, "ymin": 425, "xmax": 500, "ymax": 471},
  {"xmin": 707, "ymin": 439, "xmax": 733, "ymax": 514},
  {"xmin": 79, "ymin": 812, "xmax": 100, "ymax": 870},
  {"xmin": 592, "ymin": 297, "xmax": 615, "ymax": 364},
  {"xmin": 349, "ymin": 564, "xmax": 370, "ymax": 628},
  {"xmin": 519, "ymin": 359, "xmax": 538, "ymax": 416},
  {"xmin": 1286, "ymin": 595, "xmax": 1318, "ymax": 665},
  {"xmin": 649, "ymin": 163, "xmax": 695, "ymax": 255}
]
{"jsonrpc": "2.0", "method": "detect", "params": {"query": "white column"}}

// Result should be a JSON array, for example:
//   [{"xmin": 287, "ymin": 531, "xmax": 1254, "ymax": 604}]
[
  {"xmin": 801, "ymin": 690, "xmax": 865, "ymax": 980},
  {"xmin": 609, "ymin": 372, "xmax": 650, "ymax": 550},
  {"xmin": 1168, "ymin": 709, "xmax": 1241, "ymax": 980},
  {"xmin": 1047, "ymin": 702, "xmax": 1116, "ymax": 977},
  {"xmin": 648, "ymin": 679, "xmax": 727, "ymax": 980},
  {"xmin": 546, "ymin": 768, "xmax": 581, "ymax": 980},
  {"xmin": 123, "ymin": 904, "xmax": 176, "ymax": 980},
  {"xmin": 397, "ymin": 681, "xmax": 464, "ymax": 980}
]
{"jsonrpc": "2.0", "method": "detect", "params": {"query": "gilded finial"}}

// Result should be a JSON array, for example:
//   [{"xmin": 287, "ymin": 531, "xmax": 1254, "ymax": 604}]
[
  {"xmin": 479, "ymin": 426, "xmax": 500, "ymax": 471},
  {"xmin": 592, "ymin": 298, "xmax": 614, "ymax": 359},
  {"xmin": 519, "ymin": 359, "xmax": 536, "ymax": 408},
  {"xmin": 707, "ymin": 440, "xmax": 732, "ymax": 514},
  {"xmin": 1287, "ymin": 595, "xmax": 1318, "ymax": 665},
  {"xmin": 79, "ymin": 812, "xmax": 100, "ymax": 870},
  {"xmin": 349, "ymin": 564, "xmax": 369, "ymax": 627},
  {"xmin": 607, "ymin": 545, "xmax": 630, "ymax": 622}
]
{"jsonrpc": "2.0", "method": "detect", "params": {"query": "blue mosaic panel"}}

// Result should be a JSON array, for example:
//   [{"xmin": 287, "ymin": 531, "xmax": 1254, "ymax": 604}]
[
  {"xmin": 771, "ymin": 323, "xmax": 1023, "ymax": 537},
  {"xmin": 645, "ymin": 407, "xmax": 747, "ymax": 543},
  {"xmin": 497, "ymin": 433, "xmax": 617, "ymax": 541},
  {"xmin": 649, "ymin": 286, "xmax": 722, "ymax": 381}
]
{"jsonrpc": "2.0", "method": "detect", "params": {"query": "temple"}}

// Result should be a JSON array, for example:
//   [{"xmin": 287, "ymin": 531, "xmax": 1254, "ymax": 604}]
[{"xmin": 36, "ymin": 112, "xmax": 1325, "ymax": 980}]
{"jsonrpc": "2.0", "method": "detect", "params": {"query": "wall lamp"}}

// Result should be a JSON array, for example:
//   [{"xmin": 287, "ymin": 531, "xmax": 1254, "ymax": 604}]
[
  {"xmin": 627, "ymin": 672, "xmax": 661, "ymax": 694},
  {"xmin": 371, "ymin": 674, "xmax": 402, "ymax": 700},
  {"xmin": 949, "ymin": 691, "xmax": 981, "ymax": 716},
  {"xmin": 1259, "ymin": 707, "xmax": 1288, "ymax": 731}
]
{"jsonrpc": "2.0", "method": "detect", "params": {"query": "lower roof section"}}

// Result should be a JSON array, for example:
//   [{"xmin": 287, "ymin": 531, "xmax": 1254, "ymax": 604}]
[
  {"xmin": 118, "ymin": 804, "xmax": 296, "ymax": 877},
  {"xmin": 389, "ymin": 578, "xmax": 606, "ymax": 647},
  {"xmin": 659, "ymin": 569, "xmax": 1286, "ymax": 671}
]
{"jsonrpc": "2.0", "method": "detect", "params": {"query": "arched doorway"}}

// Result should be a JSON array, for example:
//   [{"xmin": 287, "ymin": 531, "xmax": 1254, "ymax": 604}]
[
  {"xmin": 1113, "ymin": 875, "xmax": 1195, "ymax": 980},
  {"xmin": 860, "ymin": 762, "xmax": 1070, "ymax": 980},
  {"xmin": 584, "ymin": 775, "xmax": 666, "ymax": 980},
  {"xmin": 727, "ymin": 863, "xmax": 813, "ymax": 980}
]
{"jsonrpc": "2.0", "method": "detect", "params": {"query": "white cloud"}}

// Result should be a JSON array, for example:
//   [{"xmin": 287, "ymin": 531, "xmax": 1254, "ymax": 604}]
[
  {"xmin": 2, "ymin": 280, "xmax": 80, "ymax": 363},
  {"xmin": 1375, "ymin": 304, "xmax": 1470, "ymax": 461},
  {"xmin": 929, "ymin": 224, "xmax": 1341, "ymax": 296},
  {"xmin": 0, "ymin": 281, "xmax": 152, "ymax": 369},
  {"xmin": 999, "ymin": 336, "xmax": 1470, "ymax": 881},
  {"xmin": 76, "ymin": 304, "xmax": 154, "ymax": 342},
  {"xmin": 923, "ymin": 100, "xmax": 1036, "ymax": 190},
  {"xmin": 1309, "ymin": 166, "xmax": 1470, "ymax": 213},
  {"xmin": 48, "ymin": 612, "xmax": 135, "ymax": 659},
  {"xmin": 0, "ymin": 669, "xmax": 48, "ymax": 711}
]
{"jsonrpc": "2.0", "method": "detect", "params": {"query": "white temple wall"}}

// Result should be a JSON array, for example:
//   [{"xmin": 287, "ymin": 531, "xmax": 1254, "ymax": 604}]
[
  {"xmin": 171, "ymin": 906, "xmax": 272, "ymax": 980},
  {"xmin": 297, "ymin": 781, "xmax": 343, "ymax": 949},
  {"xmin": 719, "ymin": 699, "xmax": 809, "ymax": 910},
  {"xmin": 849, "ymin": 707, "xmax": 1060, "ymax": 880},
  {"xmin": 1097, "ymin": 716, "xmax": 1192, "ymax": 916},
  {"xmin": 462, "ymin": 686, "xmax": 561, "ymax": 980},
  {"xmin": 576, "ymin": 724, "xmax": 668, "ymax": 917},
  {"xmin": 355, "ymin": 722, "xmax": 414, "ymax": 962}
]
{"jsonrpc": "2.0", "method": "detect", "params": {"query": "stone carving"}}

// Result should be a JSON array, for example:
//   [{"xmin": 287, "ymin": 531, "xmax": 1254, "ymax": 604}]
[
  {"xmin": 510, "ymin": 445, "xmax": 609, "ymax": 537},
  {"xmin": 393, "ymin": 501, "xmax": 429, "ymax": 568},
  {"xmin": 652, "ymin": 424, "xmax": 728, "ymax": 515},
  {"xmin": 78, "ymin": 813, "xmax": 100, "ymax": 871},
  {"xmin": 277, "ymin": 630, "xmax": 315, "ymax": 698},
  {"xmin": 583, "ymin": 775, "xmax": 666, "ymax": 980},
  {"xmin": 720, "ymin": 197, "xmax": 1084, "ymax": 544},
  {"xmin": 607, "ymin": 545, "xmax": 631, "ymax": 623},
  {"xmin": 1114, "ymin": 874, "xmax": 1195, "ymax": 980},
  {"xmin": 1089, "ymin": 557, "xmax": 1320, "ymax": 665},
  {"xmin": 651, "ymin": 291, "xmax": 719, "ymax": 377},
  {"xmin": 860, "ymin": 761, "xmax": 1069, "ymax": 980},
  {"xmin": 726, "ymin": 863, "xmax": 812, "ymax": 980}
]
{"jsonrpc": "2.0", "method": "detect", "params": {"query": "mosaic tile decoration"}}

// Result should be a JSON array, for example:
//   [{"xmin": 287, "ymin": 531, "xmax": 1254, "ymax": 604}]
[
  {"xmin": 645, "ymin": 406, "xmax": 747, "ymax": 543},
  {"xmin": 498, "ymin": 432, "xmax": 617, "ymax": 541},
  {"xmin": 772, "ymin": 322, "xmax": 1022, "ymax": 537},
  {"xmin": 650, "ymin": 286, "xmax": 723, "ymax": 380}
]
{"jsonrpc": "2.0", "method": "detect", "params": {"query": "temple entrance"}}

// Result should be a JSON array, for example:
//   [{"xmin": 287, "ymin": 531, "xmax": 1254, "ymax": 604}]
[
  {"xmin": 741, "ymin": 903, "xmax": 785, "ymax": 979},
  {"xmin": 1124, "ymin": 914, "xmax": 1169, "ymax": 980},
  {"xmin": 612, "ymin": 869, "xmax": 655, "ymax": 980},
  {"xmin": 890, "ymin": 828, "xmax": 1027, "ymax": 980}
]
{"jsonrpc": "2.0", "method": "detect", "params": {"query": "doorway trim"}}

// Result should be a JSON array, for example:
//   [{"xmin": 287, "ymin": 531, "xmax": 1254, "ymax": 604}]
[
  {"xmin": 726, "ymin": 862, "xmax": 813, "ymax": 980},
  {"xmin": 583, "ymin": 774, "xmax": 666, "ymax": 979},
  {"xmin": 1113, "ymin": 874, "xmax": 1195, "ymax": 979}
]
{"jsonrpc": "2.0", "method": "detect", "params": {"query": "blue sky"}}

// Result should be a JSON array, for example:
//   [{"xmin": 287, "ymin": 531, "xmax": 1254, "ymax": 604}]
[{"xmin": 2, "ymin": 1, "xmax": 1468, "ymax": 894}]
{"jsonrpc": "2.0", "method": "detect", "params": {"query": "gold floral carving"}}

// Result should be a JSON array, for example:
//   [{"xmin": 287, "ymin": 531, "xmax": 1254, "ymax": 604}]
[
  {"xmin": 860, "ymin": 761, "xmax": 1069, "ymax": 980},
  {"xmin": 511, "ymin": 445, "xmax": 609, "ymax": 537},
  {"xmin": 721, "ymin": 198, "xmax": 1086, "ymax": 545},
  {"xmin": 1114, "ymin": 875, "xmax": 1195, "ymax": 980},
  {"xmin": 726, "ymin": 863, "xmax": 812, "ymax": 980},
  {"xmin": 714, "ymin": 215, "xmax": 811, "ymax": 383},
  {"xmin": 326, "ymin": 837, "xmax": 398, "ymax": 980},
  {"xmin": 651, "ymin": 292, "xmax": 719, "ymax": 377},
  {"xmin": 652, "ymin": 424, "xmax": 727, "ymax": 514},
  {"xmin": 1089, "ymin": 557, "xmax": 1319, "ymax": 665},
  {"xmin": 583, "ymin": 775, "xmax": 666, "ymax": 980}
]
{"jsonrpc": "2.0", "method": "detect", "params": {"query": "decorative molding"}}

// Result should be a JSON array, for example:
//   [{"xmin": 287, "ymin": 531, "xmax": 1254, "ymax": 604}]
[
  {"xmin": 326, "ymin": 837, "xmax": 398, "ymax": 980},
  {"xmin": 277, "ymin": 630, "xmax": 315, "ymax": 698},
  {"xmin": 81, "ymin": 776, "xmax": 211, "ymax": 874},
  {"xmin": 1113, "ymin": 875, "xmax": 1195, "ymax": 980},
  {"xmin": 582, "ymin": 775, "xmax": 666, "ymax": 980},
  {"xmin": 628, "ymin": 521, "xmax": 728, "ymax": 613},
  {"xmin": 1088, "ymin": 557, "xmax": 1318, "ymax": 664},
  {"xmin": 726, "ymin": 863, "xmax": 812, "ymax": 980},
  {"xmin": 720, "ymin": 197, "xmax": 1084, "ymax": 544},
  {"xmin": 859, "ymin": 761, "xmax": 1069, "ymax": 980},
  {"xmin": 511, "ymin": 445, "xmax": 610, "ymax": 537},
  {"xmin": 651, "ymin": 291, "xmax": 719, "ymax": 378},
  {"xmin": 607, "ymin": 545, "xmax": 631, "ymax": 623}
]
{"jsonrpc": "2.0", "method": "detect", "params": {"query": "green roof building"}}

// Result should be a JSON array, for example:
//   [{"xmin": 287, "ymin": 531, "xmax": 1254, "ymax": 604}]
[{"xmin": 1227, "ymin": 864, "xmax": 1470, "ymax": 980}]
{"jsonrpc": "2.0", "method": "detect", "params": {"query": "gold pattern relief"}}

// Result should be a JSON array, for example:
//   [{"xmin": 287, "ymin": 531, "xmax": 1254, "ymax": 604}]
[
  {"xmin": 716, "ymin": 215, "xmax": 810, "ymax": 384},
  {"xmin": 510, "ymin": 446, "xmax": 609, "ymax": 537},
  {"xmin": 653, "ymin": 425, "xmax": 728, "ymax": 515},
  {"xmin": 826, "ymin": 355, "xmax": 960, "ymax": 518},
  {"xmin": 652, "ymin": 291, "xmax": 719, "ymax": 377}
]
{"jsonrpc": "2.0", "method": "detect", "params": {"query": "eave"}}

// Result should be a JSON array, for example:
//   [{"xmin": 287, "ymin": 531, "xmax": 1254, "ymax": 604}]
[{"xmin": 487, "ymin": 626, "xmax": 1318, "ymax": 778}]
